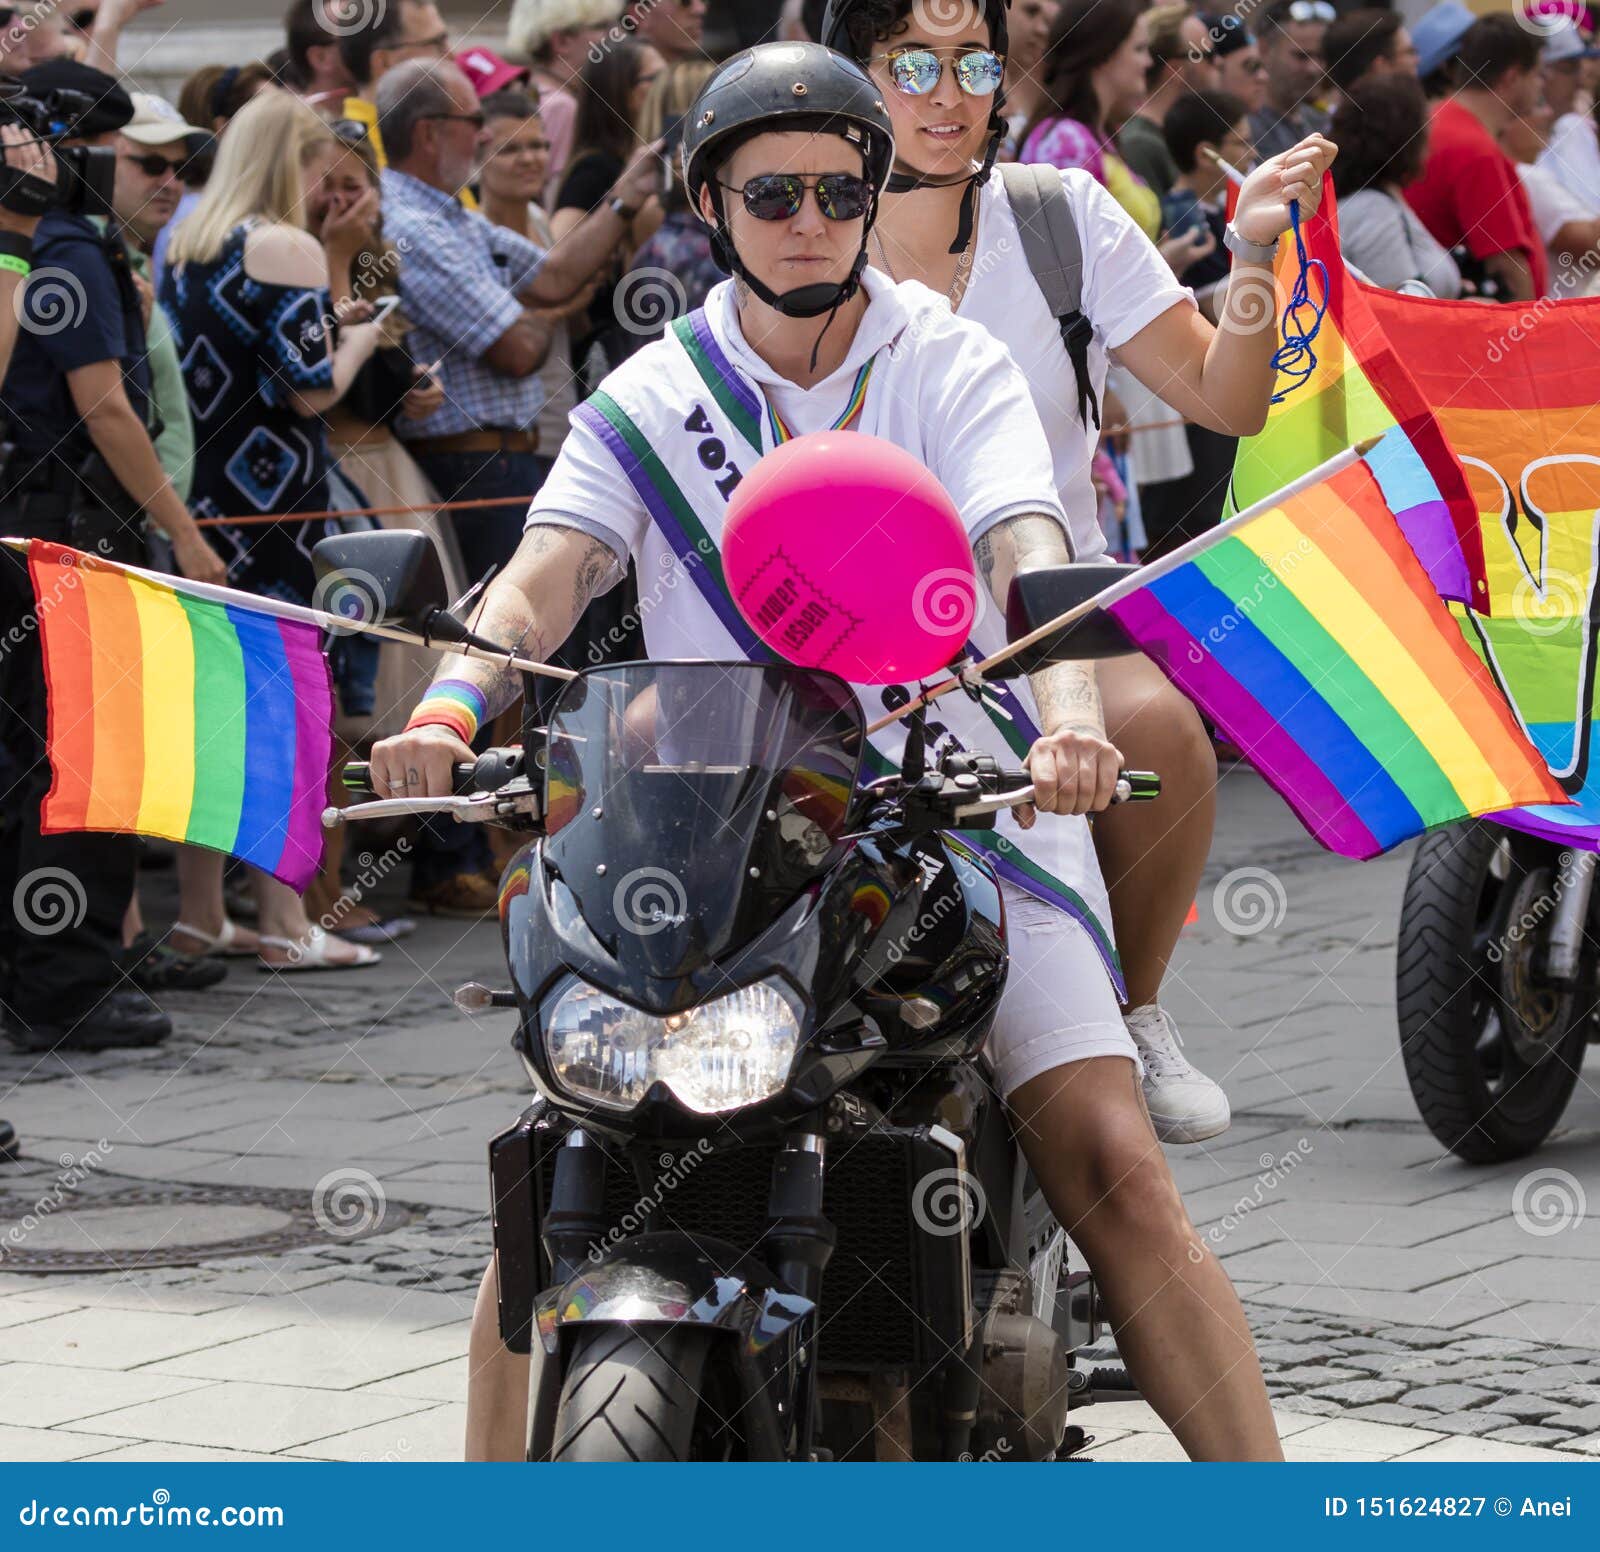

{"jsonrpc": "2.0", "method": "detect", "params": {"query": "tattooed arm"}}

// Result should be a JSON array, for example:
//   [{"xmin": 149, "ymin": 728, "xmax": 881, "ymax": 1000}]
[
  {"xmin": 369, "ymin": 525, "xmax": 622, "ymax": 799},
  {"xmin": 973, "ymin": 515, "xmax": 1124, "ymax": 817}
]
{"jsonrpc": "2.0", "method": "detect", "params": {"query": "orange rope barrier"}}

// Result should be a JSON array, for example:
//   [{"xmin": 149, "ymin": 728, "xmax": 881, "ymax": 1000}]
[{"xmin": 192, "ymin": 492, "xmax": 538, "ymax": 527}]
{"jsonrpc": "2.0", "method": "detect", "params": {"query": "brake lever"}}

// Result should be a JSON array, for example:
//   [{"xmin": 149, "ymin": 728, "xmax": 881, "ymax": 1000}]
[{"xmin": 951, "ymin": 771, "xmax": 1160, "ymax": 823}]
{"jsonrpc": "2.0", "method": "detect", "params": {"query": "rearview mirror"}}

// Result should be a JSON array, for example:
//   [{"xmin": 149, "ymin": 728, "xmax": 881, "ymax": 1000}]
[
  {"xmin": 312, "ymin": 530, "xmax": 450, "ymax": 632},
  {"xmin": 1004, "ymin": 564, "xmax": 1140, "ymax": 673}
]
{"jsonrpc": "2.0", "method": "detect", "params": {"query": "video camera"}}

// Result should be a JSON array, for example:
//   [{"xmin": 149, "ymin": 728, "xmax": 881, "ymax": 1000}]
[{"xmin": 0, "ymin": 76, "xmax": 117, "ymax": 219}]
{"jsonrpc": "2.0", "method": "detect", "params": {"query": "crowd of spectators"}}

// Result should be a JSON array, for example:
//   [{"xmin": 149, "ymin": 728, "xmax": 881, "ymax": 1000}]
[{"xmin": 0, "ymin": 0, "xmax": 1599, "ymax": 1087}]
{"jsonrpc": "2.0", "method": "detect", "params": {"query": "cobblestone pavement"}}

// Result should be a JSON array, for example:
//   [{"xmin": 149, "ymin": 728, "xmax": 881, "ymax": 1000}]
[{"xmin": 0, "ymin": 771, "xmax": 1596, "ymax": 1462}]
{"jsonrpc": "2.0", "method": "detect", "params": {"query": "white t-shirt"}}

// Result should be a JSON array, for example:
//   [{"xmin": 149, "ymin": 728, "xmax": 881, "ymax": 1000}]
[
  {"xmin": 533, "ymin": 268, "xmax": 1069, "ymax": 561},
  {"xmin": 1517, "ymin": 162, "xmax": 1595, "ymax": 297},
  {"xmin": 955, "ymin": 166, "xmax": 1195, "ymax": 561},
  {"xmin": 1538, "ymin": 113, "xmax": 1600, "ymax": 216},
  {"xmin": 524, "ymin": 269, "xmax": 1121, "ymax": 986}
]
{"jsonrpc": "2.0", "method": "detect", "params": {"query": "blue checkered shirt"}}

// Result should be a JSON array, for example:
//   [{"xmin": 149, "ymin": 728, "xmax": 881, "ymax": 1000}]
[{"xmin": 381, "ymin": 168, "xmax": 548, "ymax": 439}]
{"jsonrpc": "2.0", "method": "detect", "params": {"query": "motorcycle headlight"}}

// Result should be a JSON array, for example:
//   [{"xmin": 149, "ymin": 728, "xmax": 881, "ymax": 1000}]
[{"xmin": 541, "ymin": 976, "xmax": 804, "ymax": 1114}]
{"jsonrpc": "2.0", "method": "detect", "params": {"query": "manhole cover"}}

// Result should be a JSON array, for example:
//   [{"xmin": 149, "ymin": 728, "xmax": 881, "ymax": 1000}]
[{"xmin": 0, "ymin": 1177, "xmax": 422, "ymax": 1272}]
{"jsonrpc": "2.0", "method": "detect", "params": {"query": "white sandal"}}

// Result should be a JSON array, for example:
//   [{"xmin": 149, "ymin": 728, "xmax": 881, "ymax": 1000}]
[
  {"xmin": 257, "ymin": 927, "xmax": 382, "ymax": 973},
  {"xmin": 171, "ymin": 918, "xmax": 259, "ymax": 958}
]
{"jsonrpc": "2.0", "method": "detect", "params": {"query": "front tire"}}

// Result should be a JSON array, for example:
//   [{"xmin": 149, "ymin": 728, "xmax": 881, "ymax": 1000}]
[
  {"xmin": 1396, "ymin": 822, "xmax": 1589, "ymax": 1163},
  {"xmin": 550, "ymin": 1327, "xmax": 736, "ymax": 1461}
]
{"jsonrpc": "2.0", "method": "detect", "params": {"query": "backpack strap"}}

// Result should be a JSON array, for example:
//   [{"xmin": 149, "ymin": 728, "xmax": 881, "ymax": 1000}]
[{"xmin": 996, "ymin": 162, "xmax": 1100, "ymax": 431}]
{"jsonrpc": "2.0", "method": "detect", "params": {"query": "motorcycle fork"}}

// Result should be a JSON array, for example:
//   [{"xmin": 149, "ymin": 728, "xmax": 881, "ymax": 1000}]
[{"xmin": 762, "ymin": 1132, "xmax": 835, "ymax": 1459}]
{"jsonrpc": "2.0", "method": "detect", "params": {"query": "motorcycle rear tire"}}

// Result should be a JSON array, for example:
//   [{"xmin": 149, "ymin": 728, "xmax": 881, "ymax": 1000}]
[
  {"xmin": 549, "ymin": 1327, "xmax": 724, "ymax": 1462},
  {"xmin": 1396, "ymin": 822, "xmax": 1587, "ymax": 1164}
]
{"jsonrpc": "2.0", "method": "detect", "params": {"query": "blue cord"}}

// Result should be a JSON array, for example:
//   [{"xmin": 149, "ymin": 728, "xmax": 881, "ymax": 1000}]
[{"xmin": 1266, "ymin": 199, "xmax": 1327, "ymax": 405}]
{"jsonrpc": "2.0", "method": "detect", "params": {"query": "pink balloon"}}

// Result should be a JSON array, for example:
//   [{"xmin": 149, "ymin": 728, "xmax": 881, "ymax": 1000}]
[{"xmin": 724, "ymin": 432, "xmax": 979, "ymax": 685}]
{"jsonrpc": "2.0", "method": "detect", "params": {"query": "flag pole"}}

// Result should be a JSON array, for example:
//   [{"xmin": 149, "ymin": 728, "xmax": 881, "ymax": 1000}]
[
  {"xmin": 1, "ymin": 539, "xmax": 577, "ymax": 682},
  {"xmin": 864, "ymin": 437, "xmax": 1379, "ymax": 738}
]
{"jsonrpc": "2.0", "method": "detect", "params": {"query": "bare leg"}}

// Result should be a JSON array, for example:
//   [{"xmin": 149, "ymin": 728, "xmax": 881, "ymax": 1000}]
[
  {"xmin": 253, "ymin": 874, "xmax": 370, "ymax": 966},
  {"xmin": 1094, "ymin": 654, "xmax": 1216, "ymax": 1008},
  {"xmin": 465, "ymin": 1261, "xmax": 530, "ymax": 1462},
  {"xmin": 170, "ymin": 848, "xmax": 259, "ymax": 955},
  {"xmin": 1010, "ymin": 1056, "xmax": 1281, "ymax": 1461}
]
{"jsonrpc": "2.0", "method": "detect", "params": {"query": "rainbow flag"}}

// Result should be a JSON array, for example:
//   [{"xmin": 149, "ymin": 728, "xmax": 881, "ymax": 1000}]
[
  {"xmin": 1107, "ymin": 436, "xmax": 1568, "ymax": 858},
  {"xmin": 1226, "ymin": 180, "xmax": 1489, "ymax": 612},
  {"xmin": 28, "ymin": 541, "xmax": 334, "ymax": 891},
  {"xmin": 1356, "ymin": 279, "xmax": 1600, "ymax": 849}
]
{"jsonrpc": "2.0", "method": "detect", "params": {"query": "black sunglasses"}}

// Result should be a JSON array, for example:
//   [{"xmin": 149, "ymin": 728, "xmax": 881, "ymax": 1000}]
[
  {"xmin": 331, "ymin": 118, "xmax": 370, "ymax": 145},
  {"xmin": 122, "ymin": 151, "xmax": 186, "ymax": 177},
  {"xmin": 719, "ymin": 172, "xmax": 872, "ymax": 222}
]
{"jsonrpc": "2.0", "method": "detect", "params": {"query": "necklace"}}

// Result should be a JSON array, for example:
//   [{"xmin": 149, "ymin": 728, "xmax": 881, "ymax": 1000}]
[{"xmin": 875, "ymin": 221, "xmax": 978, "ymax": 311}]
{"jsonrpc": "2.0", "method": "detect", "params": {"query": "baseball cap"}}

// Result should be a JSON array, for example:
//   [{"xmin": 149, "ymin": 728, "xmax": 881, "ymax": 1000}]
[
  {"xmin": 1200, "ymin": 14, "xmax": 1255, "ymax": 58},
  {"xmin": 455, "ymin": 46, "xmax": 532, "ymax": 98},
  {"xmin": 1411, "ymin": 0, "xmax": 1476, "ymax": 78},
  {"xmin": 122, "ymin": 92, "xmax": 205, "ymax": 147},
  {"xmin": 17, "ymin": 60, "xmax": 134, "ymax": 136},
  {"xmin": 1543, "ymin": 21, "xmax": 1600, "ymax": 64}
]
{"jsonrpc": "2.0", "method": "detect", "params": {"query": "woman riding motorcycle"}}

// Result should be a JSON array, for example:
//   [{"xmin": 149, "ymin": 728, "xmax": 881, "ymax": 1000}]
[
  {"xmin": 823, "ymin": 0, "xmax": 1337, "ymax": 1143},
  {"xmin": 372, "ymin": 40, "xmax": 1328, "ymax": 1462}
]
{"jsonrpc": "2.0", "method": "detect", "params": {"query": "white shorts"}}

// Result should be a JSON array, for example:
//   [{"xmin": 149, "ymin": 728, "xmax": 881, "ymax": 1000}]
[{"xmin": 985, "ymin": 885, "xmax": 1142, "ymax": 1098}]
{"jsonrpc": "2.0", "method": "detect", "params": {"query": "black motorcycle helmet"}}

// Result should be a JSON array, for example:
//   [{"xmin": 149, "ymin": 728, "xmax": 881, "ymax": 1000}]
[
  {"xmin": 682, "ymin": 41, "xmax": 896, "ymax": 322},
  {"xmin": 821, "ymin": 0, "xmax": 1011, "ymax": 255}
]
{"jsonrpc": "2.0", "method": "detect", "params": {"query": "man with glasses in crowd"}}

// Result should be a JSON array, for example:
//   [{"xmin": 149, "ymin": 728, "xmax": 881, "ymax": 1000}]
[
  {"xmin": 1250, "ymin": 0, "xmax": 1332, "ymax": 161},
  {"xmin": 336, "ymin": 0, "xmax": 453, "ymax": 164},
  {"xmin": 373, "ymin": 57, "xmax": 661, "ymax": 914}
]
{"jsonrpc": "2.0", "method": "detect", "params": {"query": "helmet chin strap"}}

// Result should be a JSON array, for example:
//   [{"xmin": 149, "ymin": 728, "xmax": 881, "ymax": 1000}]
[
  {"xmin": 885, "ymin": 108, "xmax": 1007, "ymax": 255},
  {"xmin": 710, "ymin": 184, "xmax": 875, "ymax": 372}
]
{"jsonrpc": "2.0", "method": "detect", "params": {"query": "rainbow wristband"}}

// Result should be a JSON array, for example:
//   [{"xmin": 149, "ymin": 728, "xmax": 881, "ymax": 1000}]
[{"xmin": 405, "ymin": 679, "xmax": 487, "ymax": 744}]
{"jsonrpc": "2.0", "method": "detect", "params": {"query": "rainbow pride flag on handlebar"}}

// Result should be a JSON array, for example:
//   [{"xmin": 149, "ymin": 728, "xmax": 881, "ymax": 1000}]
[
  {"xmin": 23, "ymin": 540, "xmax": 333, "ymax": 891},
  {"xmin": 1109, "ymin": 436, "xmax": 1568, "ymax": 857}
]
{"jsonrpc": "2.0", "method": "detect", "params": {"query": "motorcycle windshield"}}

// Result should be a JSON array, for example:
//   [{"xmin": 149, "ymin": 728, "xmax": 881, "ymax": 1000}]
[{"xmin": 542, "ymin": 663, "xmax": 866, "ymax": 979}]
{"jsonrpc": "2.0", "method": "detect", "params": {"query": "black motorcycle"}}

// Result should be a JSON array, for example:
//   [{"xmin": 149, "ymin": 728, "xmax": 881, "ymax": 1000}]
[
  {"xmin": 1397, "ymin": 822, "xmax": 1600, "ymax": 1162},
  {"xmin": 317, "ymin": 533, "xmax": 1156, "ymax": 1461}
]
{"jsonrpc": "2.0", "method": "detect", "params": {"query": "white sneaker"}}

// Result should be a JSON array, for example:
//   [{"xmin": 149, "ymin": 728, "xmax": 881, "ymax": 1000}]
[{"xmin": 1125, "ymin": 1005, "xmax": 1231, "ymax": 1144}]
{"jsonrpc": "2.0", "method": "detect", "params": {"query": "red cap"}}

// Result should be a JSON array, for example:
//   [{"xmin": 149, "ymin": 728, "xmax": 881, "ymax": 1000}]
[{"xmin": 454, "ymin": 46, "xmax": 532, "ymax": 99}]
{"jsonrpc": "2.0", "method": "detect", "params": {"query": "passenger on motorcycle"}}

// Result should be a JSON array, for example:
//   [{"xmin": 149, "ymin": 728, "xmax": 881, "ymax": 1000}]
[
  {"xmin": 823, "ymin": 0, "xmax": 1335, "ymax": 1143},
  {"xmin": 372, "ymin": 39, "xmax": 1318, "ymax": 1461}
]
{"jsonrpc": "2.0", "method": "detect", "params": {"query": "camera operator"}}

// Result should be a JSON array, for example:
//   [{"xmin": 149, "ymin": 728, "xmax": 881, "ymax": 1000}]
[
  {"xmin": 0, "ymin": 62, "xmax": 224, "ymax": 1065},
  {"xmin": 0, "ymin": 120, "xmax": 44, "ymax": 1162}
]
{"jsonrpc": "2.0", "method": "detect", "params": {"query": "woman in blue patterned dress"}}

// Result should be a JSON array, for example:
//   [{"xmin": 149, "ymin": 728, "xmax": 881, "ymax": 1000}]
[{"xmin": 161, "ymin": 89, "xmax": 385, "ymax": 972}]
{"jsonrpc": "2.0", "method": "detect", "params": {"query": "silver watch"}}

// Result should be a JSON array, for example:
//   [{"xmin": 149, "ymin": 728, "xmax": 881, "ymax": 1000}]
[{"xmin": 1223, "ymin": 223, "xmax": 1279, "ymax": 263}]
